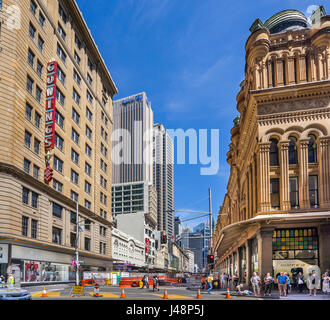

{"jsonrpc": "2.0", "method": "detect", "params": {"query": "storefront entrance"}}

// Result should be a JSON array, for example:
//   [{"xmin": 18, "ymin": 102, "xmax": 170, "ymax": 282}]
[{"xmin": 272, "ymin": 227, "xmax": 319, "ymax": 284}]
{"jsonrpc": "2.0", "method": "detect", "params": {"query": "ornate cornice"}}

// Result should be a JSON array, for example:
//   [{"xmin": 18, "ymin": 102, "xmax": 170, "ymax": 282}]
[{"xmin": 258, "ymin": 107, "xmax": 330, "ymax": 126}]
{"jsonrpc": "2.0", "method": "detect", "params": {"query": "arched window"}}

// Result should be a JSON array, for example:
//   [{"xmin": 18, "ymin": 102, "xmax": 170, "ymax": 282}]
[
  {"xmin": 270, "ymin": 138, "xmax": 279, "ymax": 166},
  {"xmin": 288, "ymin": 136, "xmax": 298, "ymax": 165},
  {"xmin": 308, "ymin": 134, "xmax": 317, "ymax": 163}
]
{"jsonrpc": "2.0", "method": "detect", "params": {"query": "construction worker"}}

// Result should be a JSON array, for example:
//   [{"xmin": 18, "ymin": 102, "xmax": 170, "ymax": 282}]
[{"xmin": 7, "ymin": 273, "xmax": 15, "ymax": 288}]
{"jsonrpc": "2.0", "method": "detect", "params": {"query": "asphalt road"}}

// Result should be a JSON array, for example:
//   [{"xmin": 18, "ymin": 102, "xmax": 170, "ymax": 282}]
[{"xmin": 27, "ymin": 284, "xmax": 264, "ymax": 300}]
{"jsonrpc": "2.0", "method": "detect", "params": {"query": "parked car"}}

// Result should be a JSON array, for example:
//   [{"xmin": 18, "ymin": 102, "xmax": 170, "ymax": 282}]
[{"xmin": 0, "ymin": 284, "xmax": 31, "ymax": 300}]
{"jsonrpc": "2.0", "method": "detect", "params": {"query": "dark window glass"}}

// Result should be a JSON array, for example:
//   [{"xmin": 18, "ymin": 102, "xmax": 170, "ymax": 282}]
[
  {"xmin": 22, "ymin": 187, "xmax": 30, "ymax": 204},
  {"xmin": 31, "ymin": 191, "xmax": 38, "ymax": 208},
  {"xmin": 270, "ymin": 178, "xmax": 280, "ymax": 209},
  {"xmin": 70, "ymin": 211, "xmax": 77, "ymax": 224},
  {"xmin": 308, "ymin": 134, "xmax": 317, "ymax": 163},
  {"xmin": 52, "ymin": 202, "xmax": 62, "ymax": 218},
  {"xmin": 270, "ymin": 139, "xmax": 279, "ymax": 166},
  {"xmin": 31, "ymin": 219, "xmax": 38, "ymax": 239},
  {"xmin": 22, "ymin": 216, "xmax": 29, "ymax": 236},
  {"xmin": 85, "ymin": 237, "xmax": 91, "ymax": 251},
  {"xmin": 85, "ymin": 219, "xmax": 91, "ymax": 231},
  {"xmin": 24, "ymin": 158, "xmax": 31, "ymax": 174},
  {"xmin": 289, "ymin": 177, "xmax": 299, "ymax": 208},
  {"xmin": 309, "ymin": 175, "xmax": 319, "ymax": 207},
  {"xmin": 70, "ymin": 233, "xmax": 76, "ymax": 247},
  {"xmin": 288, "ymin": 136, "xmax": 298, "ymax": 165},
  {"xmin": 52, "ymin": 227, "xmax": 62, "ymax": 244}
]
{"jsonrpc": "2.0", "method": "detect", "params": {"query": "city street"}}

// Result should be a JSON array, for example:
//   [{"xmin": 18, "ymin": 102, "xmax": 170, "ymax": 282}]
[{"xmin": 26, "ymin": 284, "xmax": 330, "ymax": 300}]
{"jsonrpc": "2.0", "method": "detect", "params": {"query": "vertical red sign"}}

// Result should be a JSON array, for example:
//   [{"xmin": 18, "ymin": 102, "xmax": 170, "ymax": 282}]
[
  {"xmin": 145, "ymin": 238, "xmax": 150, "ymax": 254},
  {"xmin": 44, "ymin": 60, "xmax": 57, "ymax": 151}
]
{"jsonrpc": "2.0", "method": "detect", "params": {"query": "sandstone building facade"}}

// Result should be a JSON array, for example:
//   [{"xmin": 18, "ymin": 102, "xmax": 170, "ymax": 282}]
[
  {"xmin": 0, "ymin": 0, "xmax": 117, "ymax": 283},
  {"xmin": 213, "ymin": 7, "xmax": 330, "ymax": 285}
]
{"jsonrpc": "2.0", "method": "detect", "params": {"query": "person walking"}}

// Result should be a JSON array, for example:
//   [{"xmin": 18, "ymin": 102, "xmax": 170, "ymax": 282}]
[
  {"xmin": 7, "ymin": 273, "xmax": 15, "ymax": 288},
  {"xmin": 220, "ymin": 273, "xmax": 226, "ymax": 289},
  {"xmin": 250, "ymin": 272, "xmax": 261, "ymax": 296},
  {"xmin": 153, "ymin": 276, "xmax": 159, "ymax": 292},
  {"xmin": 284, "ymin": 272, "xmax": 291, "ymax": 295},
  {"xmin": 233, "ymin": 274, "xmax": 239, "ymax": 289},
  {"xmin": 322, "ymin": 272, "xmax": 330, "ymax": 295},
  {"xmin": 207, "ymin": 274, "xmax": 214, "ymax": 294},
  {"xmin": 264, "ymin": 273, "xmax": 274, "ymax": 296},
  {"xmin": 0, "ymin": 275, "xmax": 5, "ymax": 284},
  {"xmin": 307, "ymin": 270, "xmax": 320, "ymax": 296},
  {"xmin": 141, "ymin": 275, "xmax": 149, "ymax": 289},
  {"xmin": 277, "ymin": 272, "xmax": 288, "ymax": 297},
  {"xmin": 296, "ymin": 272, "xmax": 305, "ymax": 293}
]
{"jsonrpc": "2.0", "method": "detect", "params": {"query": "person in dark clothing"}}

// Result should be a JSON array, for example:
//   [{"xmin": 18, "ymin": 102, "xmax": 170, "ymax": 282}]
[{"xmin": 296, "ymin": 272, "xmax": 304, "ymax": 293}]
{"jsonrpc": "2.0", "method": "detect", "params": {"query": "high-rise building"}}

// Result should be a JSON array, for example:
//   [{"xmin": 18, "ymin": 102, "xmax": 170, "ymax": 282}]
[
  {"xmin": 0, "ymin": 0, "xmax": 117, "ymax": 282},
  {"xmin": 213, "ymin": 7, "xmax": 330, "ymax": 282},
  {"xmin": 112, "ymin": 93, "xmax": 153, "ymax": 185},
  {"xmin": 153, "ymin": 123, "xmax": 174, "ymax": 237},
  {"xmin": 112, "ymin": 93, "xmax": 157, "ymax": 267}
]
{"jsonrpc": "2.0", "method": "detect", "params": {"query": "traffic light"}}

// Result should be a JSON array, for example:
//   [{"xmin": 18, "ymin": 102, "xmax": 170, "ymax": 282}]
[
  {"xmin": 161, "ymin": 232, "xmax": 167, "ymax": 244},
  {"xmin": 207, "ymin": 254, "xmax": 215, "ymax": 264}
]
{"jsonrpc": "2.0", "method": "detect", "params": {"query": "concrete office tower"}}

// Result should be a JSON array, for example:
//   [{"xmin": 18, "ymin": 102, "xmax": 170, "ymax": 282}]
[
  {"xmin": 112, "ymin": 93, "xmax": 157, "ymax": 267},
  {"xmin": 0, "ymin": 0, "xmax": 117, "ymax": 280},
  {"xmin": 112, "ymin": 93, "xmax": 154, "ymax": 185},
  {"xmin": 153, "ymin": 124, "xmax": 175, "ymax": 237}
]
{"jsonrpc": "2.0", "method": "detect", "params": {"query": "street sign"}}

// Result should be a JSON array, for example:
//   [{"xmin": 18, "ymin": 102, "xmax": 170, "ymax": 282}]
[
  {"xmin": 78, "ymin": 260, "xmax": 85, "ymax": 264},
  {"xmin": 73, "ymin": 286, "xmax": 84, "ymax": 295}
]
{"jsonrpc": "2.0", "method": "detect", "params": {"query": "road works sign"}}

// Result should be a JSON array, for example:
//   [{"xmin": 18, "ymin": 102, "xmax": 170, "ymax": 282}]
[{"xmin": 73, "ymin": 286, "xmax": 84, "ymax": 295}]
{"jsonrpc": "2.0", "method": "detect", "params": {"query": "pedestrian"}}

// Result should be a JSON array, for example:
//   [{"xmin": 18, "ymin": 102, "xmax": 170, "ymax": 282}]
[
  {"xmin": 0, "ymin": 275, "xmax": 4, "ymax": 284},
  {"xmin": 250, "ymin": 272, "xmax": 261, "ymax": 296},
  {"xmin": 322, "ymin": 272, "xmax": 330, "ymax": 295},
  {"xmin": 153, "ymin": 276, "xmax": 159, "ymax": 292},
  {"xmin": 7, "ymin": 273, "xmax": 15, "ymax": 288},
  {"xmin": 277, "ymin": 272, "xmax": 287, "ymax": 297},
  {"xmin": 264, "ymin": 273, "xmax": 274, "ymax": 296},
  {"xmin": 233, "ymin": 274, "xmax": 239, "ymax": 289},
  {"xmin": 141, "ymin": 275, "xmax": 149, "ymax": 289},
  {"xmin": 296, "ymin": 272, "xmax": 304, "ymax": 293},
  {"xmin": 201, "ymin": 275, "xmax": 206, "ymax": 290},
  {"xmin": 307, "ymin": 270, "xmax": 320, "ymax": 296},
  {"xmin": 207, "ymin": 274, "xmax": 214, "ymax": 294},
  {"xmin": 220, "ymin": 273, "xmax": 226, "ymax": 289},
  {"xmin": 284, "ymin": 272, "xmax": 291, "ymax": 295}
]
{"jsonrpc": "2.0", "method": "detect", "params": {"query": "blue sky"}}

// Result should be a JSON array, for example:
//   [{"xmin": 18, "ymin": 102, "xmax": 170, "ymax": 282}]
[{"xmin": 76, "ymin": 0, "xmax": 328, "ymax": 230}]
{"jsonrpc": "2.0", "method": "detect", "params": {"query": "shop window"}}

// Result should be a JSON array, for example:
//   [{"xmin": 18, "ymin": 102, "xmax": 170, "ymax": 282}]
[{"xmin": 272, "ymin": 228, "xmax": 318, "ymax": 263}]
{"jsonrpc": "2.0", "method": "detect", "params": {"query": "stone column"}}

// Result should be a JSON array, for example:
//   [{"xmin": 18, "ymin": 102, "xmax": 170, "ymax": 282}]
[
  {"xmin": 276, "ymin": 59, "xmax": 284, "ymax": 86},
  {"xmin": 287, "ymin": 56, "xmax": 296, "ymax": 84},
  {"xmin": 257, "ymin": 228, "xmax": 274, "ymax": 277},
  {"xmin": 319, "ymin": 137, "xmax": 330, "ymax": 207},
  {"xmin": 279, "ymin": 141, "xmax": 291, "ymax": 210},
  {"xmin": 245, "ymin": 241, "xmax": 251, "ymax": 286},
  {"xmin": 237, "ymin": 248, "xmax": 241, "ymax": 280},
  {"xmin": 299, "ymin": 54, "xmax": 307, "ymax": 83},
  {"xmin": 261, "ymin": 61, "xmax": 268, "ymax": 89},
  {"xmin": 319, "ymin": 225, "xmax": 330, "ymax": 273},
  {"xmin": 258, "ymin": 143, "xmax": 271, "ymax": 212},
  {"xmin": 299, "ymin": 139, "xmax": 310, "ymax": 209}
]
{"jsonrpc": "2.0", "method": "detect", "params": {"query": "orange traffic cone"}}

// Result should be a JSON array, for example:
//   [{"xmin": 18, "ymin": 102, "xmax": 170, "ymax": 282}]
[
  {"xmin": 42, "ymin": 287, "xmax": 47, "ymax": 297},
  {"xmin": 226, "ymin": 288, "xmax": 231, "ymax": 299},
  {"xmin": 121, "ymin": 288, "xmax": 126, "ymax": 298},
  {"xmin": 196, "ymin": 288, "xmax": 202, "ymax": 299},
  {"xmin": 163, "ymin": 289, "xmax": 168, "ymax": 299}
]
